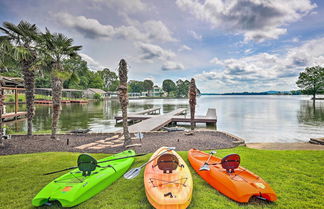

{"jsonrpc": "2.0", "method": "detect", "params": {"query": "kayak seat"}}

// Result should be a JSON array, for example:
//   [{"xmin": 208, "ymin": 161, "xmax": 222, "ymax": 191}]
[
  {"xmin": 221, "ymin": 154, "xmax": 240, "ymax": 173},
  {"xmin": 78, "ymin": 154, "xmax": 98, "ymax": 176},
  {"xmin": 154, "ymin": 154, "xmax": 179, "ymax": 174}
]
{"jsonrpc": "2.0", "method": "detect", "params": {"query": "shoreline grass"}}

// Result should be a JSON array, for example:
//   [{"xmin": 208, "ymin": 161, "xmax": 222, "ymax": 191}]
[
  {"xmin": 4, "ymin": 94, "xmax": 87, "ymax": 103},
  {"xmin": 0, "ymin": 147, "xmax": 323, "ymax": 209}
]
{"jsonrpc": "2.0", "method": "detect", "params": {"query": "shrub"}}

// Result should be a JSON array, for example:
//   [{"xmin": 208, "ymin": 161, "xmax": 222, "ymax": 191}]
[{"xmin": 93, "ymin": 93, "xmax": 102, "ymax": 100}]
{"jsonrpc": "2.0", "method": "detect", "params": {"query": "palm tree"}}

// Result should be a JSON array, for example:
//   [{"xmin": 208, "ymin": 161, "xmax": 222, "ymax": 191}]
[
  {"xmin": 189, "ymin": 78, "xmax": 197, "ymax": 130},
  {"xmin": 0, "ymin": 21, "xmax": 41, "ymax": 136},
  {"xmin": 118, "ymin": 59, "xmax": 131, "ymax": 146},
  {"xmin": 41, "ymin": 29, "xmax": 82, "ymax": 139},
  {"xmin": 0, "ymin": 80, "xmax": 4, "ymax": 147}
]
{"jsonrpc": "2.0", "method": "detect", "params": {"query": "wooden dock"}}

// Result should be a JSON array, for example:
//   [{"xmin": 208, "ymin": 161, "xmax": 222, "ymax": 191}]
[
  {"xmin": 117, "ymin": 108, "xmax": 186, "ymax": 133},
  {"xmin": 132, "ymin": 107, "xmax": 160, "ymax": 115},
  {"xmin": 115, "ymin": 107, "xmax": 161, "ymax": 123},
  {"xmin": 34, "ymin": 99, "xmax": 88, "ymax": 104},
  {"xmin": 115, "ymin": 108, "xmax": 217, "ymax": 133},
  {"xmin": 1, "ymin": 112, "xmax": 27, "ymax": 122}
]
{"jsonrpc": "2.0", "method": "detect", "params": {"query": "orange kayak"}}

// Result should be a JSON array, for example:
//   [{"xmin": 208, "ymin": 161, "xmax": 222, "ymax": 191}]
[
  {"xmin": 144, "ymin": 147, "xmax": 193, "ymax": 209},
  {"xmin": 188, "ymin": 149, "xmax": 277, "ymax": 203}
]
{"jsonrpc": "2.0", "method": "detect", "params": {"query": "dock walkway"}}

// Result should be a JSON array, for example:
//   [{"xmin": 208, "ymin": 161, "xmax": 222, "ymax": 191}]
[
  {"xmin": 115, "ymin": 108, "xmax": 217, "ymax": 133},
  {"xmin": 117, "ymin": 108, "xmax": 187, "ymax": 133},
  {"xmin": 132, "ymin": 107, "xmax": 160, "ymax": 115},
  {"xmin": 1, "ymin": 112, "xmax": 27, "ymax": 122}
]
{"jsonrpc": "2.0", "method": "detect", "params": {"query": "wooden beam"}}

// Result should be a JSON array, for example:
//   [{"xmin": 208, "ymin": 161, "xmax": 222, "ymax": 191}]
[
  {"xmin": 1, "ymin": 87, "xmax": 25, "ymax": 90},
  {"xmin": 15, "ymin": 88, "xmax": 18, "ymax": 114}
]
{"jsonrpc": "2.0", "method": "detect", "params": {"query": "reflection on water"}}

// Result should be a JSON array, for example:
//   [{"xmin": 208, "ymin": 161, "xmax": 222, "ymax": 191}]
[
  {"xmin": 4, "ymin": 96, "xmax": 324, "ymax": 143},
  {"xmin": 297, "ymin": 101, "xmax": 324, "ymax": 125}
]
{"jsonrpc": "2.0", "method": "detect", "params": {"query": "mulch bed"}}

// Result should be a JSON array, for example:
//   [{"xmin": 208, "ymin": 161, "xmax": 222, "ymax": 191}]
[{"xmin": 0, "ymin": 131, "xmax": 239, "ymax": 155}]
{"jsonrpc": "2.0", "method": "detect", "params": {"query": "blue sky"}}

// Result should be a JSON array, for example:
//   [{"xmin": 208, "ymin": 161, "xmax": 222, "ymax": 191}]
[{"xmin": 1, "ymin": 0, "xmax": 324, "ymax": 93}]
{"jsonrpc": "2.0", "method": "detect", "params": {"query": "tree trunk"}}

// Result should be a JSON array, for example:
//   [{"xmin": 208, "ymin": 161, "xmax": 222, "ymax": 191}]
[
  {"xmin": 189, "ymin": 78, "xmax": 197, "ymax": 130},
  {"xmin": 0, "ymin": 84, "xmax": 4, "ymax": 147},
  {"xmin": 23, "ymin": 67, "xmax": 35, "ymax": 136},
  {"xmin": 51, "ymin": 75, "xmax": 63, "ymax": 139},
  {"xmin": 118, "ymin": 59, "xmax": 131, "ymax": 147}
]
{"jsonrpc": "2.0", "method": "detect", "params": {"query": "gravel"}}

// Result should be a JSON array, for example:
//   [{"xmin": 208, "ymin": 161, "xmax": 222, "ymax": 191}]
[{"xmin": 0, "ymin": 131, "xmax": 240, "ymax": 155}]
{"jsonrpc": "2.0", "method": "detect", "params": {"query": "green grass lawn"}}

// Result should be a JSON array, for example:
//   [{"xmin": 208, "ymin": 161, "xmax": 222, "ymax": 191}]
[{"xmin": 0, "ymin": 147, "xmax": 323, "ymax": 209}]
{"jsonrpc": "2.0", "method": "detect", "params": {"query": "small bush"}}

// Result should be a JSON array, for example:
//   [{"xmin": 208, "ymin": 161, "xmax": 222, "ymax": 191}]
[{"xmin": 93, "ymin": 93, "xmax": 102, "ymax": 100}]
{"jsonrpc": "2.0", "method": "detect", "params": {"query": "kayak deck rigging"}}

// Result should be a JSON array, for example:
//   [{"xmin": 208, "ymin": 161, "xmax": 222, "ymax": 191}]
[{"xmin": 149, "ymin": 177, "xmax": 188, "ymax": 187}]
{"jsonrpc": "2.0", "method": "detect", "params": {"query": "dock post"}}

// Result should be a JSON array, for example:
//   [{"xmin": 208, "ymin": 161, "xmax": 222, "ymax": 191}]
[{"xmin": 15, "ymin": 88, "xmax": 18, "ymax": 114}]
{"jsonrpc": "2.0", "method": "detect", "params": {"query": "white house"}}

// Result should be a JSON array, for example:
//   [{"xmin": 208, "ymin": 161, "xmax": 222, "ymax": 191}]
[{"xmin": 83, "ymin": 88, "xmax": 107, "ymax": 99}]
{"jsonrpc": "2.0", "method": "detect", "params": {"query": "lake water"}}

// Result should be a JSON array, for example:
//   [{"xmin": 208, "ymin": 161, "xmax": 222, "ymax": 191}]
[{"xmin": 4, "ymin": 95, "xmax": 324, "ymax": 143}]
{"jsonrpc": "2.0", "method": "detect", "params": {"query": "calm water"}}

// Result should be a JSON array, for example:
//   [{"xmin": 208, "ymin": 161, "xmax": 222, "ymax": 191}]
[{"xmin": 4, "ymin": 95, "xmax": 324, "ymax": 143}]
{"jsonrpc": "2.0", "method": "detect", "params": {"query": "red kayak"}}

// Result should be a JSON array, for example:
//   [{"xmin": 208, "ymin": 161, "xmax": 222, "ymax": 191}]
[{"xmin": 188, "ymin": 149, "xmax": 277, "ymax": 203}]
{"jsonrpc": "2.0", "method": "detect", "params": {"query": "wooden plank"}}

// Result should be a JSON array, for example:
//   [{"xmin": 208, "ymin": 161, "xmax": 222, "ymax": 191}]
[
  {"xmin": 15, "ymin": 89, "xmax": 18, "ymax": 114},
  {"xmin": 1, "ymin": 87, "xmax": 26, "ymax": 90},
  {"xmin": 119, "ymin": 108, "xmax": 187, "ymax": 133},
  {"xmin": 132, "ymin": 107, "xmax": 160, "ymax": 115},
  {"xmin": 206, "ymin": 108, "xmax": 217, "ymax": 119},
  {"xmin": 171, "ymin": 115, "xmax": 217, "ymax": 123},
  {"xmin": 1, "ymin": 112, "xmax": 27, "ymax": 119},
  {"xmin": 114, "ymin": 107, "xmax": 160, "ymax": 121},
  {"xmin": 115, "ymin": 114, "xmax": 156, "ymax": 121}
]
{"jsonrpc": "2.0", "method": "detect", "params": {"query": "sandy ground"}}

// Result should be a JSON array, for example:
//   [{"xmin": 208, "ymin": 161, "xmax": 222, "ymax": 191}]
[{"xmin": 246, "ymin": 143, "xmax": 324, "ymax": 150}]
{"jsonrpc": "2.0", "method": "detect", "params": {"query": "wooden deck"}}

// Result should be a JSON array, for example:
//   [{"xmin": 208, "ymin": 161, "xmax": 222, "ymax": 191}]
[
  {"xmin": 115, "ymin": 108, "xmax": 217, "ymax": 133},
  {"xmin": 115, "ymin": 107, "xmax": 161, "ymax": 122},
  {"xmin": 34, "ymin": 100, "xmax": 52, "ymax": 104},
  {"xmin": 1, "ymin": 112, "xmax": 27, "ymax": 122},
  {"xmin": 115, "ymin": 108, "xmax": 217, "ymax": 124},
  {"xmin": 34, "ymin": 99, "xmax": 88, "ymax": 104},
  {"xmin": 132, "ymin": 107, "xmax": 160, "ymax": 115},
  {"xmin": 116, "ymin": 108, "xmax": 187, "ymax": 133}
]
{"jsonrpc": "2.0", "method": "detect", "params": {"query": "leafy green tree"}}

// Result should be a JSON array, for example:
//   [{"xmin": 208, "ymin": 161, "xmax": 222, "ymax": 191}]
[
  {"xmin": 62, "ymin": 56, "xmax": 88, "ymax": 89},
  {"xmin": 176, "ymin": 79, "xmax": 190, "ymax": 97},
  {"xmin": 88, "ymin": 71, "xmax": 104, "ymax": 89},
  {"xmin": 0, "ymin": 21, "xmax": 42, "ymax": 136},
  {"xmin": 128, "ymin": 80, "xmax": 144, "ymax": 93},
  {"xmin": 99, "ymin": 68, "xmax": 119, "ymax": 91},
  {"xmin": 162, "ymin": 79, "xmax": 176, "ymax": 96},
  {"xmin": 296, "ymin": 66, "xmax": 324, "ymax": 100},
  {"xmin": 143, "ymin": 79, "xmax": 154, "ymax": 95},
  {"xmin": 41, "ymin": 29, "xmax": 82, "ymax": 139}
]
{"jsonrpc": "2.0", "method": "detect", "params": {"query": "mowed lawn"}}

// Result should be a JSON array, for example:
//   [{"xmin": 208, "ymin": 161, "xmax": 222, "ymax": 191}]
[{"xmin": 0, "ymin": 147, "xmax": 323, "ymax": 209}]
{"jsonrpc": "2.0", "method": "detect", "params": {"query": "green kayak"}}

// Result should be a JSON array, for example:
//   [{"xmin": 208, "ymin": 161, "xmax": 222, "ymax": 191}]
[{"xmin": 32, "ymin": 150, "xmax": 136, "ymax": 207}]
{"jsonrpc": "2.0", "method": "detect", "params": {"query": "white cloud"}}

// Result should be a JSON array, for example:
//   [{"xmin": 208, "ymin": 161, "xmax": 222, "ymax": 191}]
[
  {"xmin": 244, "ymin": 49, "xmax": 253, "ymax": 54},
  {"xmin": 177, "ymin": 0, "xmax": 316, "ymax": 42},
  {"xmin": 134, "ymin": 42, "xmax": 185, "ymax": 71},
  {"xmin": 161, "ymin": 61, "xmax": 185, "ymax": 71},
  {"xmin": 55, "ymin": 13, "xmax": 175, "ymax": 43},
  {"xmin": 80, "ymin": 53, "xmax": 105, "ymax": 71},
  {"xmin": 142, "ymin": 20, "xmax": 176, "ymax": 42},
  {"xmin": 291, "ymin": 37, "xmax": 300, "ymax": 43},
  {"xmin": 196, "ymin": 37, "xmax": 324, "ymax": 91},
  {"xmin": 189, "ymin": 30, "xmax": 202, "ymax": 40},
  {"xmin": 178, "ymin": 45, "xmax": 192, "ymax": 52},
  {"xmin": 136, "ymin": 42, "xmax": 176, "ymax": 63},
  {"xmin": 210, "ymin": 57, "xmax": 223, "ymax": 65},
  {"xmin": 91, "ymin": 0, "xmax": 147, "ymax": 14}
]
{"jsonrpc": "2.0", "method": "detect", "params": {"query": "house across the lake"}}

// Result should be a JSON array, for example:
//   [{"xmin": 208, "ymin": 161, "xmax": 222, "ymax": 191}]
[
  {"xmin": 142, "ymin": 85, "xmax": 165, "ymax": 97},
  {"xmin": 83, "ymin": 88, "xmax": 107, "ymax": 99}
]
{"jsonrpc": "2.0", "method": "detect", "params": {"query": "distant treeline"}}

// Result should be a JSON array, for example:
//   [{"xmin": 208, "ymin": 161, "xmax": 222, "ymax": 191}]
[{"xmin": 201, "ymin": 90, "xmax": 322, "ymax": 95}]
